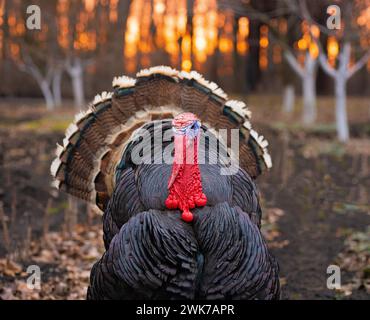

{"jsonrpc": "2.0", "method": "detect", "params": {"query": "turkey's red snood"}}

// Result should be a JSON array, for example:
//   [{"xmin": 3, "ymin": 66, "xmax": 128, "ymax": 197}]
[{"xmin": 165, "ymin": 119, "xmax": 207, "ymax": 222}]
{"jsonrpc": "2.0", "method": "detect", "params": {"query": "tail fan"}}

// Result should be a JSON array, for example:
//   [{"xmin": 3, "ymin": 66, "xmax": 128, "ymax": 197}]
[{"xmin": 50, "ymin": 66, "xmax": 271, "ymax": 211}]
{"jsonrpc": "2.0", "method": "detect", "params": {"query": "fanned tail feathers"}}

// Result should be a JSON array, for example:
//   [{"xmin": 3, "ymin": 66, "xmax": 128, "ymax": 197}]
[{"xmin": 50, "ymin": 66, "xmax": 272, "ymax": 211}]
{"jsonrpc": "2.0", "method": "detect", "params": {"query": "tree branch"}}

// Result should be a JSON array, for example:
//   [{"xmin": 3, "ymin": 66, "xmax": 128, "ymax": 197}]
[
  {"xmin": 18, "ymin": 54, "xmax": 44, "ymax": 85},
  {"xmin": 346, "ymin": 50, "xmax": 370, "ymax": 79},
  {"xmin": 319, "ymin": 52, "xmax": 337, "ymax": 78},
  {"xmin": 298, "ymin": 0, "xmax": 338, "ymax": 37},
  {"xmin": 284, "ymin": 50, "xmax": 305, "ymax": 78}
]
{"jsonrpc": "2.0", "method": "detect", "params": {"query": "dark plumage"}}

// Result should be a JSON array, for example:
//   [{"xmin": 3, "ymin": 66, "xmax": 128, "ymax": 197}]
[
  {"xmin": 87, "ymin": 166, "xmax": 279, "ymax": 299},
  {"xmin": 51, "ymin": 66, "xmax": 280, "ymax": 300},
  {"xmin": 87, "ymin": 124, "xmax": 279, "ymax": 299}
]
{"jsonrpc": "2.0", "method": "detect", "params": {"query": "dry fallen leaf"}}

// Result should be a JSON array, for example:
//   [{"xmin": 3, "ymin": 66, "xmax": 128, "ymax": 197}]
[{"xmin": 0, "ymin": 224, "xmax": 104, "ymax": 300}]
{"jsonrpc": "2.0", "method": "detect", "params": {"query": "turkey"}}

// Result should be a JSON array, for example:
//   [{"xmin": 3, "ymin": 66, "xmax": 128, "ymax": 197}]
[{"xmin": 50, "ymin": 66, "xmax": 280, "ymax": 300}]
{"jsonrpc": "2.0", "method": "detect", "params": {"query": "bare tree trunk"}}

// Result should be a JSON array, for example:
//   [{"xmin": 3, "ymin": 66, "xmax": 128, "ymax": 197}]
[
  {"xmin": 66, "ymin": 58, "xmax": 85, "ymax": 109},
  {"xmin": 284, "ymin": 51, "xmax": 317, "ymax": 124},
  {"xmin": 319, "ymin": 43, "xmax": 370, "ymax": 142},
  {"xmin": 17, "ymin": 55, "xmax": 56, "ymax": 110},
  {"xmin": 302, "ymin": 71, "xmax": 316, "ymax": 124},
  {"xmin": 43, "ymin": 198, "xmax": 52, "ymax": 242},
  {"xmin": 71, "ymin": 71, "xmax": 85, "ymax": 109},
  {"xmin": 69, "ymin": 196, "xmax": 78, "ymax": 232},
  {"xmin": 302, "ymin": 54, "xmax": 317, "ymax": 125},
  {"xmin": 282, "ymin": 84, "xmax": 295, "ymax": 113},
  {"xmin": 52, "ymin": 67, "xmax": 63, "ymax": 107},
  {"xmin": 118, "ymin": 0, "xmax": 132, "ymax": 71},
  {"xmin": 64, "ymin": 195, "xmax": 78, "ymax": 236},
  {"xmin": 40, "ymin": 80, "xmax": 55, "ymax": 110},
  {"xmin": 0, "ymin": 202, "xmax": 10, "ymax": 253},
  {"xmin": 335, "ymin": 76, "xmax": 349, "ymax": 142}
]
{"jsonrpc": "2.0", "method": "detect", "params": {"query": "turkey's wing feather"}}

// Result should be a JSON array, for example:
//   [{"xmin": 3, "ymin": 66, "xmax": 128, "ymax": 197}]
[
  {"xmin": 93, "ymin": 202, "xmax": 280, "ymax": 300},
  {"xmin": 103, "ymin": 167, "xmax": 145, "ymax": 248},
  {"xmin": 88, "ymin": 210, "xmax": 199, "ymax": 300},
  {"xmin": 193, "ymin": 202, "xmax": 280, "ymax": 300},
  {"xmin": 231, "ymin": 168, "xmax": 262, "ymax": 227}
]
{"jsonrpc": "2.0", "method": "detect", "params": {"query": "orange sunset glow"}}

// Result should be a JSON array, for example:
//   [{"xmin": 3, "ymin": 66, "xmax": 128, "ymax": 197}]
[{"xmin": 0, "ymin": 0, "xmax": 368, "ymax": 76}]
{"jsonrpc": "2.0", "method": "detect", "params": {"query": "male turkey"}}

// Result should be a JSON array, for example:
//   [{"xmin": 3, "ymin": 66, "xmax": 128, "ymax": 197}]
[{"xmin": 50, "ymin": 66, "xmax": 280, "ymax": 300}]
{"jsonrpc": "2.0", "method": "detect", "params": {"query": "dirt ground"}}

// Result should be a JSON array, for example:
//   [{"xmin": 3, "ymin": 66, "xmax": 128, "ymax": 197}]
[{"xmin": 0, "ymin": 97, "xmax": 369, "ymax": 300}]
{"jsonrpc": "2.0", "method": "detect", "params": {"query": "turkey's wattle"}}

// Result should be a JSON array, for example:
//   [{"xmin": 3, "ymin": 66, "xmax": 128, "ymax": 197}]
[{"xmin": 165, "ymin": 113, "xmax": 207, "ymax": 222}]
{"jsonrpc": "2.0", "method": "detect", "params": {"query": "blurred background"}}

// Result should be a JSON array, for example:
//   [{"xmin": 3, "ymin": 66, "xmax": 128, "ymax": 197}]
[{"xmin": 0, "ymin": 0, "xmax": 369, "ymax": 300}]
